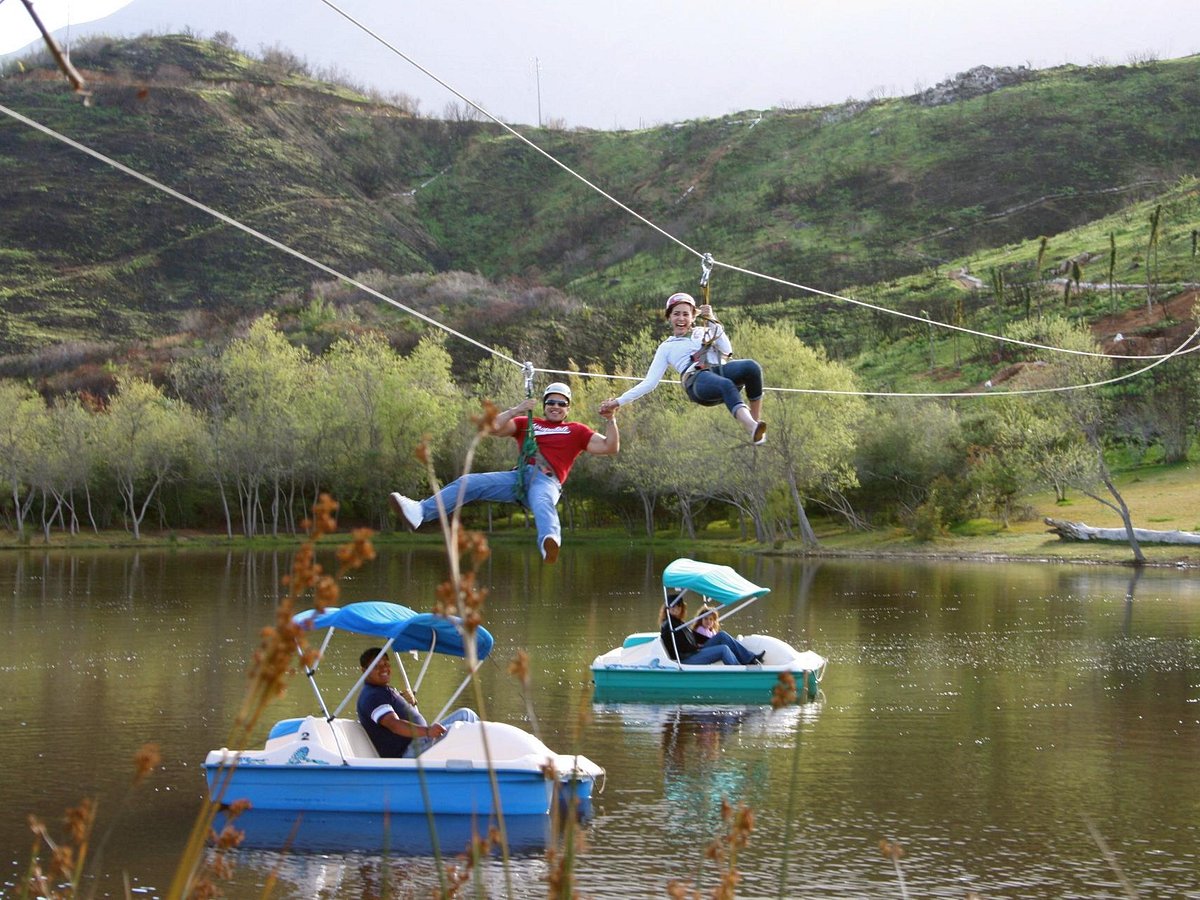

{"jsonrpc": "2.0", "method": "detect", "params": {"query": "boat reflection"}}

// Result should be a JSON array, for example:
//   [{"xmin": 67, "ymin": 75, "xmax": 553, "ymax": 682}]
[
  {"xmin": 217, "ymin": 809, "xmax": 557, "ymax": 855},
  {"xmin": 592, "ymin": 702, "xmax": 824, "ymax": 829}
]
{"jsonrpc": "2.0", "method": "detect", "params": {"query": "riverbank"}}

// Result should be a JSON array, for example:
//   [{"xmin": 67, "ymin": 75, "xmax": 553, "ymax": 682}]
[{"xmin": 4, "ymin": 460, "xmax": 1197, "ymax": 567}]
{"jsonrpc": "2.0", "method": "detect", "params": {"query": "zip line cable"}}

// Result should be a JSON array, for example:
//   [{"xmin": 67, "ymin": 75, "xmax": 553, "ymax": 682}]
[
  {"xmin": 314, "ymin": 0, "xmax": 698, "ymax": 262},
  {"xmin": 0, "ymin": 102, "xmax": 519, "ymax": 368},
  {"xmin": 3, "ymin": 99, "xmax": 1191, "ymax": 401},
  {"xmin": 314, "ymin": 0, "xmax": 1193, "ymax": 367},
  {"xmin": 709, "ymin": 255, "xmax": 1200, "ymax": 362}
]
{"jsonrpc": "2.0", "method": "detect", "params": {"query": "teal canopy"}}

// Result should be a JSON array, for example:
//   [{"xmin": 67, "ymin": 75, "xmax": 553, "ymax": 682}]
[
  {"xmin": 661, "ymin": 559, "xmax": 770, "ymax": 607},
  {"xmin": 293, "ymin": 600, "xmax": 493, "ymax": 660}
]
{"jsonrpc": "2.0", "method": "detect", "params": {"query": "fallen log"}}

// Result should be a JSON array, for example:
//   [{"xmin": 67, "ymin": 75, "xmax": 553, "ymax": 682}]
[{"xmin": 1044, "ymin": 517, "xmax": 1200, "ymax": 545}]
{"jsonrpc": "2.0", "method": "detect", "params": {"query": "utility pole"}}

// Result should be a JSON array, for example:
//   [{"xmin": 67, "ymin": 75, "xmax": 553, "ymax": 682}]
[{"xmin": 535, "ymin": 56, "xmax": 542, "ymax": 127}]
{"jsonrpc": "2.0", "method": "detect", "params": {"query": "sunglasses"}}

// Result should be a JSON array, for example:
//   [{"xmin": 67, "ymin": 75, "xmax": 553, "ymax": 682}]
[{"xmin": 544, "ymin": 399, "xmax": 570, "ymax": 408}]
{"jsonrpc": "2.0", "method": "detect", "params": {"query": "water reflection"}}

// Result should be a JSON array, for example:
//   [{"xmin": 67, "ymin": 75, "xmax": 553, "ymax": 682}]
[
  {"xmin": 592, "ymin": 702, "xmax": 823, "ymax": 833},
  {"xmin": 3, "ymin": 548, "xmax": 1199, "ymax": 898}
]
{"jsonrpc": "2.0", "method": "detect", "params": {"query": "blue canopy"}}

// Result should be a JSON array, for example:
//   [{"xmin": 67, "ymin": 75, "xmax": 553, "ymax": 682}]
[
  {"xmin": 661, "ymin": 558, "xmax": 770, "ymax": 607},
  {"xmin": 293, "ymin": 601, "xmax": 494, "ymax": 660}
]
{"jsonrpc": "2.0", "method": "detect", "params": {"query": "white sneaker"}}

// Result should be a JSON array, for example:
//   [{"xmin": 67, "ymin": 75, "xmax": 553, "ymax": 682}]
[{"xmin": 389, "ymin": 493, "xmax": 423, "ymax": 531}]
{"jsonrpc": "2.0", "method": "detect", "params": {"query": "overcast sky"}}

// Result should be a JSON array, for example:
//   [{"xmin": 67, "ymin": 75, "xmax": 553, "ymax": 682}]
[{"xmin": 4, "ymin": 0, "xmax": 1199, "ymax": 129}]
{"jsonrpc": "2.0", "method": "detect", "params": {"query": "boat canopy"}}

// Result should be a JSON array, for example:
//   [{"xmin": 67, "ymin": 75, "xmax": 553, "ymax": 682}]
[
  {"xmin": 294, "ymin": 601, "xmax": 494, "ymax": 660},
  {"xmin": 662, "ymin": 558, "xmax": 770, "ymax": 607}
]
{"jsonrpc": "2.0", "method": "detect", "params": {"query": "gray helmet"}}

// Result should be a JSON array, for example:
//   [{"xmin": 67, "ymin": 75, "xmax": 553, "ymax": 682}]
[{"xmin": 542, "ymin": 382, "xmax": 572, "ymax": 403}]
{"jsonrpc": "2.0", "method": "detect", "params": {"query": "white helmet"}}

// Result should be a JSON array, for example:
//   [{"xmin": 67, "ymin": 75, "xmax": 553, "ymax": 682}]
[
  {"xmin": 542, "ymin": 382, "xmax": 572, "ymax": 403},
  {"xmin": 664, "ymin": 291, "xmax": 697, "ymax": 318}
]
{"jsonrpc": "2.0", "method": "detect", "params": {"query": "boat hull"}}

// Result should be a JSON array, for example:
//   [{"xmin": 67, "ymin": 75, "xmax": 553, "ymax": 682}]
[
  {"xmin": 206, "ymin": 763, "xmax": 561, "ymax": 815},
  {"xmin": 591, "ymin": 666, "xmax": 819, "ymax": 703},
  {"xmin": 205, "ymin": 717, "xmax": 601, "ymax": 817}
]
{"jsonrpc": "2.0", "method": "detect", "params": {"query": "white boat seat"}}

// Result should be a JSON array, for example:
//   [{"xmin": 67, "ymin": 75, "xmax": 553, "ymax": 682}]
[{"xmin": 331, "ymin": 718, "xmax": 380, "ymax": 758}]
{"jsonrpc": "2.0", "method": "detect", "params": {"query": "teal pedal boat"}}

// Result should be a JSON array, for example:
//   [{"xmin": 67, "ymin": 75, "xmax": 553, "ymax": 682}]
[{"xmin": 590, "ymin": 559, "xmax": 827, "ymax": 703}]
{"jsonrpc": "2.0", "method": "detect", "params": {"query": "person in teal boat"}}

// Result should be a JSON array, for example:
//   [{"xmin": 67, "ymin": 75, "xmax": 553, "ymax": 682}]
[
  {"xmin": 693, "ymin": 606, "xmax": 720, "ymax": 645},
  {"xmin": 356, "ymin": 647, "xmax": 479, "ymax": 758},
  {"xmin": 660, "ymin": 597, "xmax": 764, "ymax": 666}
]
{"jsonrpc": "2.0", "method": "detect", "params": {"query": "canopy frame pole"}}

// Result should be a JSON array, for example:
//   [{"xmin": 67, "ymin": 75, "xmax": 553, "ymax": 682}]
[
  {"xmin": 664, "ymin": 588, "xmax": 685, "ymax": 670},
  {"xmin": 413, "ymin": 631, "xmax": 437, "ymax": 692},
  {"xmin": 392, "ymin": 646, "xmax": 417, "ymax": 697},
  {"xmin": 710, "ymin": 596, "xmax": 759, "ymax": 625},
  {"xmin": 432, "ymin": 664, "xmax": 482, "ymax": 724},
  {"xmin": 303, "ymin": 627, "xmax": 339, "ymax": 719}
]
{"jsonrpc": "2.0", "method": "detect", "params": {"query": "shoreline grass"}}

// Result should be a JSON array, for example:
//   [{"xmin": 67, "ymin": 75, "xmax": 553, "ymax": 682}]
[{"xmin": 4, "ymin": 460, "xmax": 1197, "ymax": 567}]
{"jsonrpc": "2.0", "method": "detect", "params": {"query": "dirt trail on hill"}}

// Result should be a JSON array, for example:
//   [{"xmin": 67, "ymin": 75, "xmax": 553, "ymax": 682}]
[{"xmin": 1089, "ymin": 288, "xmax": 1199, "ymax": 355}]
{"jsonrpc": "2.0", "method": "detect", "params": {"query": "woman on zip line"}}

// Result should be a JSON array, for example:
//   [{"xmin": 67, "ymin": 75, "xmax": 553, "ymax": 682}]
[{"xmin": 599, "ymin": 292, "xmax": 767, "ymax": 445}]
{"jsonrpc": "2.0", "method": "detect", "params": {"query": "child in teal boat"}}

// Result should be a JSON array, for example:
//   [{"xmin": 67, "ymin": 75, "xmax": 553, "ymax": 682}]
[{"xmin": 693, "ymin": 606, "xmax": 720, "ymax": 645}]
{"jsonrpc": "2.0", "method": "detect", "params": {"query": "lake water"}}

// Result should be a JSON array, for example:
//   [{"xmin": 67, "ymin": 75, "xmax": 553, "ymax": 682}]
[{"xmin": 2, "ymin": 545, "xmax": 1198, "ymax": 898}]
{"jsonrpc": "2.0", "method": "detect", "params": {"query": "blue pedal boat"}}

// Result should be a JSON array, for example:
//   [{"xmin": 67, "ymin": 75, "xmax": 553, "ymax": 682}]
[
  {"xmin": 590, "ymin": 559, "xmax": 827, "ymax": 703},
  {"xmin": 205, "ymin": 601, "xmax": 603, "ymax": 816}
]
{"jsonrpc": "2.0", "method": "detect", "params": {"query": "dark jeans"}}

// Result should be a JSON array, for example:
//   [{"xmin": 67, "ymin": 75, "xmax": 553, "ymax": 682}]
[
  {"xmin": 684, "ymin": 631, "xmax": 758, "ymax": 665},
  {"xmin": 687, "ymin": 359, "xmax": 764, "ymax": 415}
]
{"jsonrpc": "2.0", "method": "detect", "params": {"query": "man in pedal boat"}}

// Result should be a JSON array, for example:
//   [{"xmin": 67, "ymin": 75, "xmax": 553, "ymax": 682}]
[{"xmin": 356, "ymin": 647, "xmax": 479, "ymax": 757}]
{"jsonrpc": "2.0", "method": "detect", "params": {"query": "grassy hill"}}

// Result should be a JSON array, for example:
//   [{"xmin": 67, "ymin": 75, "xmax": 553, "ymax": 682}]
[{"xmin": 2, "ymin": 36, "xmax": 1199, "ymax": 394}]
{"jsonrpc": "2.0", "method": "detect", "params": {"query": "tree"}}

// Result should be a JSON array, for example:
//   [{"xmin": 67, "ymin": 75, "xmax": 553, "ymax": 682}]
[
  {"xmin": 33, "ymin": 396, "xmax": 98, "ymax": 540},
  {"xmin": 99, "ymin": 375, "xmax": 201, "ymax": 540},
  {"xmin": 219, "ymin": 316, "xmax": 313, "ymax": 538},
  {"xmin": 732, "ymin": 321, "xmax": 866, "ymax": 545},
  {"xmin": 853, "ymin": 398, "xmax": 967, "ymax": 527},
  {"xmin": 318, "ymin": 333, "xmax": 463, "ymax": 528},
  {"xmin": 1000, "ymin": 316, "xmax": 1145, "ymax": 563},
  {"xmin": 0, "ymin": 383, "xmax": 48, "ymax": 540}
]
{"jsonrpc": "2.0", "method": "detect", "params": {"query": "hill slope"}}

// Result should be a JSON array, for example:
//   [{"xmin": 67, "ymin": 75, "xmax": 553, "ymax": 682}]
[{"xmin": 2, "ymin": 37, "xmax": 1199, "ymax": 389}]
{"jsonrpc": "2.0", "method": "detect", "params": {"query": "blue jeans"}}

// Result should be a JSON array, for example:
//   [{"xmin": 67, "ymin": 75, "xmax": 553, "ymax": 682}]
[
  {"xmin": 684, "ymin": 631, "xmax": 758, "ymax": 666},
  {"xmin": 688, "ymin": 359, "xmax": 763, "ymax": 416},
  {"xmin": 418, "ymin": 466, "xmax": 562, "ymax": 555},
  {"xmin": 404, "ymin": 708, "xmax": 480, "ymax": 758}
]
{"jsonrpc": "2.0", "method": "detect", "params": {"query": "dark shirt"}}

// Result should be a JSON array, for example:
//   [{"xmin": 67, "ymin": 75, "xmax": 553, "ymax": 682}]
[
  {"xmin": 356, "ymin": 682, "xmax": 427, "ymax": 757},
  {"xmin": 660, "ymin": 617, "xmax": 699, "ymax": 661}
]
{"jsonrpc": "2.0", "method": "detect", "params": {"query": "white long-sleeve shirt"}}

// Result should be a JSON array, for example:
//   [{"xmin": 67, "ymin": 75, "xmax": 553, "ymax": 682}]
[{"xmin": 616, "ymin": 324, "xmax": 732, "ymax": 406}]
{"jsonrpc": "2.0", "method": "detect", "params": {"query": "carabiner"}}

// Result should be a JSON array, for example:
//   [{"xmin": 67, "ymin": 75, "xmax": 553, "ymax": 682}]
[{"xmin": 522, "ymin": 361, "xmax": 535, "ymax": 398}]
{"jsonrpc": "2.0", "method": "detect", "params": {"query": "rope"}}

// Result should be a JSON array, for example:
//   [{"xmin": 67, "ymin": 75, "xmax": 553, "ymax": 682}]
[
  {"xmin": 513, "ymin": 361, "xmax": 537, "ymax": 506},
  {"xmin": 4, "ymin": 65, "xmax": 1194, "ymax": 402},
  {"xmin": 531, "ymin": 320, "xmax": 1200, "ymax": 398},
  {"xmin": 0, "ymin": 102, "xmax": 521, "ymax": 368},
  {"xmin": 315, "ymin": 0, "xmax": 702, "ymax": 263},
  {"xmin": 313, "ymin": 0, "xmax": 1189, "ymax": 367},
  {"xmin": 709, "ymin": 254, "xmax": 1194, "ymax": 363}
]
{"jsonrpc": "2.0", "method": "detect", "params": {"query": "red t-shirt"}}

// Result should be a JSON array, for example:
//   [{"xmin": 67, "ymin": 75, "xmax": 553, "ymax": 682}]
[{"xmin": 512, "ymin": 417, "xmax": 596, "ymax": 484}]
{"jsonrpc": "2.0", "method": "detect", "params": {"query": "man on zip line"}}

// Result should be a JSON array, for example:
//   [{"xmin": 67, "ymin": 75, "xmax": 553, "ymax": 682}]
[{"xmin": 390, "ymin": 382, "xmax": 619, "ymax": 564}]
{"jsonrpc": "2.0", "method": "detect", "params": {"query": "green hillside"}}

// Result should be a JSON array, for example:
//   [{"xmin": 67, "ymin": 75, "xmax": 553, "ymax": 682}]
[{"xmin": 2, "ymin": 35, "xmax": 1199, "ymax": 391}]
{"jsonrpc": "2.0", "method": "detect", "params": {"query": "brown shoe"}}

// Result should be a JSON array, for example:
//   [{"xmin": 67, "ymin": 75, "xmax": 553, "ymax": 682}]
[
  {"xmin": 752, "ymin": 421, "xmax": 767, "ymax": 446},
  {"xmin": 541, "ymin": 536, "xmax": 559, "ymax": 564}
]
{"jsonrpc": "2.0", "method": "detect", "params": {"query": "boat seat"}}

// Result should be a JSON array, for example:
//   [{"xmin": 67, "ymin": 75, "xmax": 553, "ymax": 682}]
[{"xmin": 330, "ymin": 718, "xmax": 380, "ymax": 758}]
